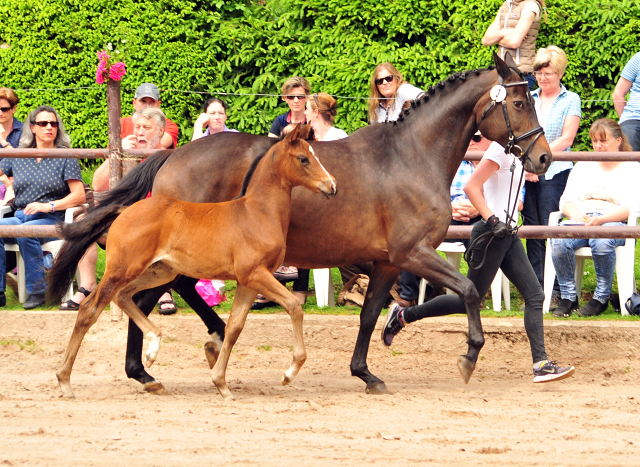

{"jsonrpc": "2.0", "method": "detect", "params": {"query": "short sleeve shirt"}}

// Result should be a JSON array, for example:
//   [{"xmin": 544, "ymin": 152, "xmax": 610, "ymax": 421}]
[
  {"xmin": 619, "ymin": 52, "xmax": 640, "ymax": 124},
  {"xmin": 0, "ymin": 118, "xmax": 23, "ymax": 150},
  {"xmin": 269, "ymin": 112, "xmax": 307, "ymax": 137},
  {"xmin": 482, "ymin": 142, "xmax": 525, "ymax": 226},
  {"xmin": 531, "ymin": 84, "xmax": 581, "ymax": 179},
  {"xmin": 0, "ymin": 157, "xmax": 82, "ymax": 212},
  {"xmin": 120, "ymin": 116, "xmax": 180, "ymax": 148},
  {"xmin": 374, "ymin": 83, "xmax": 424, "ymax": 123}
]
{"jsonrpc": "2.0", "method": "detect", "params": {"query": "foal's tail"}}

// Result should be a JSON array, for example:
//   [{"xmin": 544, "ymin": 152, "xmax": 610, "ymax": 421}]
[{"xmin": 46, "ymin": 205, "xmax": 126, "ymax": 306}]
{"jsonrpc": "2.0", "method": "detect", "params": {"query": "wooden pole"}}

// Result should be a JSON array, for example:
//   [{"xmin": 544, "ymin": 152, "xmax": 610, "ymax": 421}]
[{"xmin": 106, "ymin": 78, "xmax": 123, "ymax": 321}]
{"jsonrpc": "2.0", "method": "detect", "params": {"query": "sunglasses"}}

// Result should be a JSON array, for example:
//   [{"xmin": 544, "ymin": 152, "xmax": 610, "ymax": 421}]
[
  {"xmin": 32, "ymin": 121, "xmax": 59, "ymax": 128},
  {"xmin": 471, "ymin": 134, "xmax": 483, "ymax": 143},
  {"xmin": 285, "ymin": 94, "xmax": 307, "ymax": 101},
  {"xmin": 0, "ymin": 106, "xmax": 14, "ymax": 113},
  {"xmin": 375, "ymin": 75, "xmax": 394, "ymax": 86}
]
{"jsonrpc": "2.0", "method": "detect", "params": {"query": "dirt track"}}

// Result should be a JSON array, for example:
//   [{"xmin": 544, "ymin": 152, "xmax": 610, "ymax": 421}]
[{"xmin": 1, "ymin": 310, "xmax": 640, "ymax": 466}]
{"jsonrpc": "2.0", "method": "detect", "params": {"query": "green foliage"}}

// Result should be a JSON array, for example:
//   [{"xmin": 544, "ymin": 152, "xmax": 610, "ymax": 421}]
[{"xmin": 1, "ymin": 0, "xmax": 638, "ymax": 157}]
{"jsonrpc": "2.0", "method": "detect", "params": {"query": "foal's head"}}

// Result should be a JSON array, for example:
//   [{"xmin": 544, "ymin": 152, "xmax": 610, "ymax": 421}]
[{"xmin": 275, "ymin": 123, "xmax": 337, "ymax": 198}]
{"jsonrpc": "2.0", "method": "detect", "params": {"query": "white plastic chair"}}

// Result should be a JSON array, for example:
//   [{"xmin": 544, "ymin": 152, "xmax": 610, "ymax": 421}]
[
  {"xmin": 543, "ymin": 211, "xmax": 638, "ymax": 315},
  {"xmin": 313, "ymin": 268, "xmax": 335, "ymax": 307},
  {"xmin": 418, "ymin": 242, "xmax": 510, "ymax": 311},
  {"xmin": 1, "ymin": 206, "xmax": 81, "ymax": 303}
]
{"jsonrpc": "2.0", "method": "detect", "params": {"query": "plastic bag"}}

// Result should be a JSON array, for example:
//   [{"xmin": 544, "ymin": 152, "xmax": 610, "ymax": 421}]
[{"xmin": 195, "ymin": 279, "xmax": 226, "ymax": 307}]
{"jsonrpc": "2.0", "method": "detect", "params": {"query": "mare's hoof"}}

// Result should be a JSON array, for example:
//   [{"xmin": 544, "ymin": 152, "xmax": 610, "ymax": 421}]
[
  {"xmin": 204, "ymin": 341, "xmax": 219, "ymax": 369},
  {"xmin": 143, "ymin": 381, "xmax": 167, "ymax": 395},
  {"xmin": 457, "ymin": 355, "xmax": 476, "ymax": 384},
  {"xmin": 365, "ymin": 381, "xmax": 389, "ymax": 395}
]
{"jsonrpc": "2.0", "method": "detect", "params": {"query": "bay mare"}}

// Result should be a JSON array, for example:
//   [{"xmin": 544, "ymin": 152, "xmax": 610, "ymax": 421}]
[
  {"xmin": 49, "ymin": 53, "xmax": 551, "ymax": 396},
  {"xmin": 55, "ymin": 125, "xmax": 337, "ymax": 400}
]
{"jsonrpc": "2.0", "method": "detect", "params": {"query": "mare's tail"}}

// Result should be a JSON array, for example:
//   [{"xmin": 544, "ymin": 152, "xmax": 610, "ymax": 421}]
[
  {"xmin": 47, "ymin": 205, "xmax": 127, "ymax": 306},
  {"xmin": 88, "ymin": 149, "xmax": 172, "ymax": 211},
  {"xmin": 46, "ymin": 149, "xmax": 172, "ymax": 306}
]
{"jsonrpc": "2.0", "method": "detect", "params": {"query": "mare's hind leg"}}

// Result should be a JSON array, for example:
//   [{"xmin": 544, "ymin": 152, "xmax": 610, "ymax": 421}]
[
  {"xmin": 246, "ymin": 271, "xmax": 307, "ymax": 385},
  {"xmin": 173, "ymin": 275, "xmax": 227, "ymax": 368},
  {"xmin": 392, "ymin": 245, "xmax": 484, "ymax": 383},
  {"xmin": 211, "ymin": 285, "xmax": 257, "ymax": 401},
  {"xmin": 57, "ymin": 283, "xmax": 118, "ymax": 398},
  {"xmin": 350, "ymin": 261, "xmax": 400, "ymax": 395}
]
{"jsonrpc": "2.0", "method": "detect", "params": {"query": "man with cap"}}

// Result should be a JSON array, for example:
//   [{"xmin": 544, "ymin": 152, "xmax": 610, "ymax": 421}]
[{"xmin": 121, "ymin": 83, "xmax": 179, "ymax": 149}]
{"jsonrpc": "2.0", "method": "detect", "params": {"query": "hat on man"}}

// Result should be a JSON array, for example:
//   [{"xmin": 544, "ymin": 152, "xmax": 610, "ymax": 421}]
[{"xmin": 135, "ymin": 83, "xmax": 160, "ymax": 101}]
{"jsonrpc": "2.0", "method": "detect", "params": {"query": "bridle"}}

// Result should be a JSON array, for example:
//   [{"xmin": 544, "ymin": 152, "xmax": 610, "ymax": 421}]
[
  {"xmin": 465, "ymin": 75, "xmax": 546, "ymax": 269},
  {"xmin": 476, "ymin": 75, "xmax": 545, "ymax": 164}
]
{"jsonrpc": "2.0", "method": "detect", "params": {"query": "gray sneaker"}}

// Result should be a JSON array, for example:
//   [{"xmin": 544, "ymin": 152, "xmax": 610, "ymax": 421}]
[
  {"xmin": 533, "ymin": 360, "xmax": 575, "ymax": 383},
  {"xmin": 381, "ymin": 303, "xmax": 405, "ymax": 347}
]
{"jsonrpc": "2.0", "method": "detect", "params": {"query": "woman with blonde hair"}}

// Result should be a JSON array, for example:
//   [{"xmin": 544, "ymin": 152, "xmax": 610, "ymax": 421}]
[
  {"xmin": 522, "ymin": 45, "xmax": 581, "ymax": 295},
  {"xmin": 550, "ymin": 118, "xmax": 640, "ymax": 317},
  {"xmin": 368, "ymin": 63, "xmax": 423, "ymax": 123},
  {"xmin": 304, "ymin": 92, "xmax": 347, "ymax": 141}
]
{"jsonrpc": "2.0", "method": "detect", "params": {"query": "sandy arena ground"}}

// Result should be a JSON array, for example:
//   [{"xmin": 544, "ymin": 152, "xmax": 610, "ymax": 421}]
[{"xmin": 1, "ymin": 310, "xmax": 639, "ymax": 466}]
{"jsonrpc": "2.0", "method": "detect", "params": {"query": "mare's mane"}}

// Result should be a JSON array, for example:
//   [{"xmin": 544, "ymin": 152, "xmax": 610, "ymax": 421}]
[
  {"xmin": 236, "ymin": 152, "xmax": 266, "ymax": 199},
  {"xmin": 388, "ymin": 65, "xmax": 523, "ymax": 126}
]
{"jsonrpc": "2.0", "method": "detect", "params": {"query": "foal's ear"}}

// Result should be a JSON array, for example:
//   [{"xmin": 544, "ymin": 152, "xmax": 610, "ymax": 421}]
[
  {"xmin": 297, "ymin": 123, "xmax": 312, "ymax": 140},
  {"xmin": 493, "ymin": 52, "xmax": 513, "ymax": 81},
  {"xmin": 286, "ymin": 123, "xmax": 301, "ymax": 143}
]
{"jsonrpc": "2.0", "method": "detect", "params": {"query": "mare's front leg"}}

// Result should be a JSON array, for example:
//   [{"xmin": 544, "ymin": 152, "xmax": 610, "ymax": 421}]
[
  {"xmin": 393, "ymin": 245, "xmax": 484, "ymax": 383},
  {"xmin": 246, "ymin": 271, "xmax": 307, "ymax": 385},
  {"xmin": 173, "ymin": 275, "xmax": 227, "ymax": 368},
  {"xmin": 57, "ymin": 286, "xmax": 116, "ymax": 399},
  {"xmin": 350, "ymin": 261, "xmax": 400, "ymax": 395},
  {"xmin": 125, "ymin": 283, "xmax": 173, "ymax": 393},
  {"xmin": 211, "ymin": 285, "xmax": 257, "ymax": 401}
]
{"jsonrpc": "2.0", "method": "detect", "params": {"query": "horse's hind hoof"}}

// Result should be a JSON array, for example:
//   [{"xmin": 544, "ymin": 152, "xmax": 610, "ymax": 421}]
[
  {"xmin": 143, "ymin": 381, "xmax": 167, "ymax": 395},
  {"xmin": 204, "ymin": 341, "xmax": 219, "ymax": 369},
  {"xmin": 457, "ymin": 355, "xmax": 476, "ymax": 384},
  {"xmin": 365, "ymin": 382, "xmax": 389, "ymax": 395}
]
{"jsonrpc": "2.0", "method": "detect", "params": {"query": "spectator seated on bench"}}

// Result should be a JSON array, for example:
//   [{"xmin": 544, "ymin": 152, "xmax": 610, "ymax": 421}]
[
  {"xmin": 0, "ymin": 105, "xmax": 85, "ymax": 309},
  {"xmin": 550, "ymin": 118, "xmax": 640, "ymax": 318}
]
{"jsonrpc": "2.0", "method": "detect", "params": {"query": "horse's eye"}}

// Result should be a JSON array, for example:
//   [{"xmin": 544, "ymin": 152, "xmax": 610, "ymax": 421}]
[
  {"xmin": 298, "ymin": 156, "xmax": 310, "ymax": 165},
  {"xmin": 514, "ymin": 100, "xmax": 524, "ymax": 109}
]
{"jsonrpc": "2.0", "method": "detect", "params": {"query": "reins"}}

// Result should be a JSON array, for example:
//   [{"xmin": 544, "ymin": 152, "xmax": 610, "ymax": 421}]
[{"xmin": 465, "ymin": 75, "xmax": 542, "ymax": 269}]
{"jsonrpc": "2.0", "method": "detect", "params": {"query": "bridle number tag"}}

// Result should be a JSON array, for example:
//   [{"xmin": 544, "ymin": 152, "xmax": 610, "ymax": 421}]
[{"xmin": 490, "ymin": 85, "xmax": 507, "ymax": 102}]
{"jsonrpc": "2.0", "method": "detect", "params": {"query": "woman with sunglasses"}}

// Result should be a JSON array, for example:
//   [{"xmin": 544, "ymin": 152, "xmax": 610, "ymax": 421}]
[
  {"xmin": 0, "ymin": 106, "xmax": 85, "ymax": 309},
  {"xmin": 382, "ymin": 138, "xmax": 575, "ymax": 384},
  {"xmin": 523, "ymin": 46, "xmax": 581, "ymax": 298},
  {"xmin": 368, "ymin": 63, "xmax": 423, "ymax": 124},
  {"xmin": 0, "ymin": 88, "xmax": 23, "ymax": 151},
  {"xmin": 304, "ymin": 93, "xmax": 347, "ymax": 142},
  {"xmin": 191, "ymin": 97, "xmax": 238, "ymax": 140},
  {"xmin": 268, "ymin": 76, "xmax": 311, "ymax": 138}
]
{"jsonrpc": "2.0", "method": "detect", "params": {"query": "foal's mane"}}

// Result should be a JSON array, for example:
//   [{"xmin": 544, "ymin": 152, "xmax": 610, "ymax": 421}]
[{"xmin": 389, "ymin": 65, "xmax": 523, "ymax": 126}]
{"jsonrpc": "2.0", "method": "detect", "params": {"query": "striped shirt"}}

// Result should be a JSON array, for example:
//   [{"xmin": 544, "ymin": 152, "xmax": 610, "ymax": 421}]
[
  {"xmin": 619, "ymin": 52, "xmax": 640, "ymax": 124},
  {"xmin": 531, "ymin": 84, "xmax": 581, "ymax": 180}
]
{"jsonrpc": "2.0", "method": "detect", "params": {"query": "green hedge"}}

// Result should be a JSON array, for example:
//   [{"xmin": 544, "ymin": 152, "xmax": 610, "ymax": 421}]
[{"xmin": 1, "ymin": 0, "xmax": 639, "ymax": 161}]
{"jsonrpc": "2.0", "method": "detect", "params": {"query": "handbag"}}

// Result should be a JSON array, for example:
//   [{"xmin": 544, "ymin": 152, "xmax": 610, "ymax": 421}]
[{"xmin": 624, "ymin": 293, "xmax": 640, "ymax": 316}]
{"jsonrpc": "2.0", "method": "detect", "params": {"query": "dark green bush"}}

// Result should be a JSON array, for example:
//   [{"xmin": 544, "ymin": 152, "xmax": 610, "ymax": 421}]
[{"xmin": 1, "ymin": 0, "xmax": 638, "ymax": 165}]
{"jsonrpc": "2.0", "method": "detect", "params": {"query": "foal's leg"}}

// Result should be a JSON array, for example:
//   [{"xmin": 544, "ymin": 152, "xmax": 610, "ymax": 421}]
[
  {"xmin": 393, "ymin": 245, "xmax": 484, "ymax": 383},
  {"xmin": 211, "ymin": 285, "xmax": 257, "ymax": 401},
  {"xmin": 173, "ymin": 275, "xmax": 227, "ymax": 368},
  {"xmin": 350, "ymin": 261, "xmax": 400, "ymax": 395},
  {"xmin": 56, "ymin": 284, "xmax": 117, "ymax": 398},
  {"xmin": 246, "ymin": 272, "xmax": 307, "ymax": 385}
]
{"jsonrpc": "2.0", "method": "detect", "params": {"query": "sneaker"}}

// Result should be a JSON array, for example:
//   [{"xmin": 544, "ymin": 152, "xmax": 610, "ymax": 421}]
[
  {"xmin": 533, "ymin": 360, "xmax": 575, "ymax": 383},
  {"xmin": 553, "ymin": 298, "xmax": 579, "ymax": 318},
  {"xmin": 577, "ymin": 298, "xmax": 608, "ymax": 317},
  {"xmin": 381, "ymin": 303, "xmax": 405, "ymax": 347}
]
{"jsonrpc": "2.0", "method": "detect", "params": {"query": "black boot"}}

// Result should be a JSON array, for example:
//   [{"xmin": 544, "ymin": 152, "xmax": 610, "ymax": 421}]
[{"xmin": 24, "ymin": 293, "xmax": 45, "ymax": 310}]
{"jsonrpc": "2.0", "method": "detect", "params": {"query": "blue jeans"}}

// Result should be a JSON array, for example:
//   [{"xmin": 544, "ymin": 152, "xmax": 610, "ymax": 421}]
[
  {"xmin": 621, "ymin": 120, "xmax": 640, "ymax": 152},
  {"xmin": 0, "ymin": 210, "xmax": 59, "ymax": 296},
  {"xmin": 550, "ymin": 222, "xmax": 625, "ymax": 303},
  {"xmin": 522, "ymin": 169, "xmax": 571, "ymax": 287}
]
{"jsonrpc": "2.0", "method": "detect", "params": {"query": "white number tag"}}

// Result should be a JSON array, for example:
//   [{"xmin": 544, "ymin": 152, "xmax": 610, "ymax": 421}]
[{"xmin": 490, "ymin": 85, "xmax": 507, "ymax": 102}]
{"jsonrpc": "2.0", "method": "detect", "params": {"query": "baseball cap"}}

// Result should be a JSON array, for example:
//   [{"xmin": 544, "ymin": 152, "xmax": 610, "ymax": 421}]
[{"xmin": 135, "ymin": 83, "xmax": 160, "ymax": 101}]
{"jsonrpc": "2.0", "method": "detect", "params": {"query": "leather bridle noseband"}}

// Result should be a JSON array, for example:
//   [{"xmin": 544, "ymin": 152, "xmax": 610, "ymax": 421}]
[{"xmin": 476, "ymin": 75, "xmax": 545, "ymax": 164}]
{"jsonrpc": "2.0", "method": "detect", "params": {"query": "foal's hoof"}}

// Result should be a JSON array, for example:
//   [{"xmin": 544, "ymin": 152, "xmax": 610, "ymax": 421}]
[
  {"xmin": 281, "ymin": 373, "xmax": 294, "ymax": 386},
  {"xmin": 143, "ymin": 381, "xmax": 167, "ymax": 395},
  {"xmin": 204, "ymin": 341, "xmax": 219, "ymax": 369},
  {"xmin": 457, "ymin": 355, "xmax": 476, "ymax": 384},
  {"xmin": 365, "ymin": 381, "xmax": 389, "ymax": 395}
]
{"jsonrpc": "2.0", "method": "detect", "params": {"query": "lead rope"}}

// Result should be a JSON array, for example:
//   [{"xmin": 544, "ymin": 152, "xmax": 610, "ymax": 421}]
[{"xmin": 465, "ymin": 155, "xmax": 525, "ymax": 269}]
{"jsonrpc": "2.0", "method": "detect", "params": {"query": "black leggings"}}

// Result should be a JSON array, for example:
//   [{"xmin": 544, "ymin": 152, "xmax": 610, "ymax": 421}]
[{"xmin": 402, "ymin": 220, "xmax": 548, "ymax": 363}]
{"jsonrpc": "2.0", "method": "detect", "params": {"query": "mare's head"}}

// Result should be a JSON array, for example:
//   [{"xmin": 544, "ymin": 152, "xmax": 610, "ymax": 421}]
[
  {"xmin": 275, "ymin": 123, "xmax": 337, "ymax": 198},
  {"xmin": 477, "ymin": 53, "xmax": 552, "ymax": 175}
]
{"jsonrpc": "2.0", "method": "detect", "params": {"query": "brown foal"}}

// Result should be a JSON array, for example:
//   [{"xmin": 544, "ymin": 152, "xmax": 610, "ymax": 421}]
[{"xmin": 56, "ymin": 124, "xmax": 337, "ymax": 400}]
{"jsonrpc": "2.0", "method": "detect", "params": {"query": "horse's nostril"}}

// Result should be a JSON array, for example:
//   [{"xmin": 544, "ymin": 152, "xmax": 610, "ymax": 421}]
[{"xmin": 540, "ymin": 154, "xmax": 549, "ymax": 166}]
